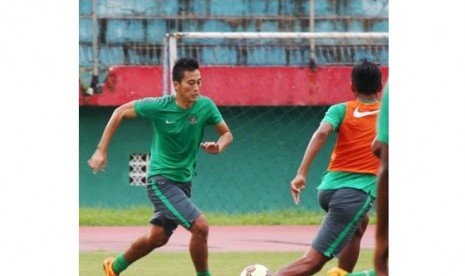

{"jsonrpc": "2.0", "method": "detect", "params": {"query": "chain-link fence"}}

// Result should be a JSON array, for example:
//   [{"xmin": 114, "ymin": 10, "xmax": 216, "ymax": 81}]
[{"xmin": 79, "ymin": 0, "xmax": 388, "ymax": 213}]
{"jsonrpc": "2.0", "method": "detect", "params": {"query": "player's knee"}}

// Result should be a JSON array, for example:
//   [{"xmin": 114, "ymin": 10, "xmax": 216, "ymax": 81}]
[
  {"xmin": 354, "ymin": 215, "xmax": 369, "ymax": 237},
  {"xmin": 147, "ymin": 226, "xmax": 170, "ymax": 247},
  {"xmin": 148, "ymin": 234, "xmax": 169, "ymax": 248},
  {"xmin": 155, "ymin": 238, "xmax": 169, "ymax": 248},
  {"xmin": 191, "ymin": 215, "xmax": 209, "ymax": 237}
]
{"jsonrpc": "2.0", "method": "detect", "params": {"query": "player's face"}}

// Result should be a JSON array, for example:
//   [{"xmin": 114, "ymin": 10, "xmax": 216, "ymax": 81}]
[{"xmin": 174, "ymin": 69, "xmax": 202, "ymax": 105}]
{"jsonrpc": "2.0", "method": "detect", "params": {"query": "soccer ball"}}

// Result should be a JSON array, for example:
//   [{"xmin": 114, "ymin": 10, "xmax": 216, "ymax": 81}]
[{"xmin": 240, "ymin": 264, "xmax": 273, "ymax": 276}]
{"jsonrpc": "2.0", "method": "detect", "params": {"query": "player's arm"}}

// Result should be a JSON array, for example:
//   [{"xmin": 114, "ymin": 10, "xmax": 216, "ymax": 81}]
[
  {"xmin": 201, "ymin": 120, "xmax": 233, "ymax": 154},
  {"xmin": 372, "ymin": 138, "xmax": 382, "ymax": 158},
  {"xmin": 88, "ymin": 101, "xmax": 138, "ymax": 174},
  {"xmin": 375, "ymin": 142, "xmax": 389, "ymax": 275},
  {"xmin": 291, "ymin": 122, "xmax": 333, "ymax": 204}
]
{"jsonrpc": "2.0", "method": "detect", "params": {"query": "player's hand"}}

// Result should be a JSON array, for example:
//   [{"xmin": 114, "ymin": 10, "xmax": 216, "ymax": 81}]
[
  {"xmin": 290, "ymin": 174, "xmax": 306, "ymax": 205},
  {"xmin": 200, "ymin": 142, "xmax": 220, "ymax": 154},
  {"xmin": 88, "ymin": 149, "xmax": 107, "ymax": 174},
  {"xmin": 371, "ymin": 139, "xmax": 381, "ymax": 159}
]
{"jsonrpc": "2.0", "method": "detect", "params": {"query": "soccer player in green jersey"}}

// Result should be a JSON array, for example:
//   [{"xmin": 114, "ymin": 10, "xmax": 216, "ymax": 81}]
[
  {"xmin": 327, "ymin": 82, "xmax": 389, "ymax": 276},
  {"xmin": 374, "ymin": 82, "xmax": 389, "ymax": 276},
  {"xmin": 88, "ymin": 57, "xmax": 233, "ymax": 276}
]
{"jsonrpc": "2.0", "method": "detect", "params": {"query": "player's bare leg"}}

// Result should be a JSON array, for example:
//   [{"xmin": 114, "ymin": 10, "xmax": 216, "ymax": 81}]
[
  {"xmin": 123, "ymin": 224, "xmax": 170, "ymax": 264},
  {"xmin": 275, "ymin": 247, "xmax": 330, "ymax": 276},
  {"xmin": 337, "ymin": 214, "xmax": 369, "ymax": 272},
  {"xmin": 189, "ymin": 214, "xmax": 210, "ymax": 273}
]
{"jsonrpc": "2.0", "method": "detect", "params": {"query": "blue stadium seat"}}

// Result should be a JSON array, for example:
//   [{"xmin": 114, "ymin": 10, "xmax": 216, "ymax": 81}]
[
  {"xmin": 79, "ymin": 45, "xmax": 92, "ymax": 67},
  {"xmin": 146, "ymin": 20, "xmax": 168, "ymax": 43},
  {"xmin": 210, "ymin": 0, "xmax": 247, "ymax": 16},
  {"xmin": 106, "ymin": 19, "xmax": 145, "ymax": 43},
  {"xmin": 79, "ymin": 0, "xmax": 92, "ymax": 15},
  {"xmin": 348, "ymin": 20, "xmax": 364, "ymax": 32},
  {"xmin": 372, "ymin": 20, "xmax": 389, "ymax": 32},
  {"xmin": 79, "ymin": 19, "xmax": 93, "ymax": 43},
  {"xmin": 79, "ymin": 0, "xmax": 389, "ymax": 67},
  {"xmin": 99, "ymin": 46, "xmax": 125, "ymax": 65}
]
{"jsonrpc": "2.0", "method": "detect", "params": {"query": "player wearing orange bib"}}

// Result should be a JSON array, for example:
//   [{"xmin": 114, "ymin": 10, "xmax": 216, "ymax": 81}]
[
  {"xmin": 320, "ymin": 99, "xmax": 381, "ymax": 197},
  {"xmin": 276, "ymin": 59, "xmax": 383, "ymax": 276}
]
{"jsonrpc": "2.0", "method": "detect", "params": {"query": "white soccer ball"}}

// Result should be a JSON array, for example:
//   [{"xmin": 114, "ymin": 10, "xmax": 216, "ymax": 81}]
[{"xmin": 240, "ymin": 264, "xmax": 273, "ymax": 276}]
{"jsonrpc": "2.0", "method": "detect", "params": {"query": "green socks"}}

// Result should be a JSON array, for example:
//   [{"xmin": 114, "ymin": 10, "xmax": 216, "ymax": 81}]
[
  {"xmin": 110, "ymin": 253, "xmax": 211, "ymax": 276},
  {"xmin": 348, "ymin": 269, "xmax": 376, "ymax": 276},
  {"xmin": 112, "ymin": 253, "xmax": 129, "ymax": 274}
]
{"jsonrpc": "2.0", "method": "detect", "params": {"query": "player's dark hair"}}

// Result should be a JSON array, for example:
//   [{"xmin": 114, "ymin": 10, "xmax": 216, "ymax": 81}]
[
  {"xmin": 172, "ymin": 57, "xmax": 200, "ymax": 83},
  {"xmin": 351, "ymin": 58, "xmax": 382, "ymax": 95}
]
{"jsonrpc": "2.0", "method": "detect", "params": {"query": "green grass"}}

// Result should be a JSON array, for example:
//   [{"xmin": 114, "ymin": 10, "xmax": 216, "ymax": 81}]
[
  {"xmin": 80, "ymin": 250, "xmax": 374, "ymax": 276},
  {"xmin": 80, "ymin": 207, "xmax": 377, "ymax": 226},
  {"xmin": 80, "ymin": 208, "xmax": 376, "ymax": 275}
]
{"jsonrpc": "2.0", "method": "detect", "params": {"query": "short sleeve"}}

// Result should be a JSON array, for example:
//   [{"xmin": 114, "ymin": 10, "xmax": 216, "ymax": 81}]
[
  {"xmin": 377, "ymin": 85, "xmax": 389, "ymax": 144},
  {"xmin": 321, "ymin": 103, "xmax": 346, "ymax": 132},
  {"xmin": 204, "ymin": 97, "xmax": 223, "ymax": 125},
  {"xmin": 134, "ymin": 97, "xmax": 162, "ymax": 119}
]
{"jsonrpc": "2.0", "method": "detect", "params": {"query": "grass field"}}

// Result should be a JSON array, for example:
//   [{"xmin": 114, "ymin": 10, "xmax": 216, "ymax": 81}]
[
  {"xmin": 80, "ymin": 250, "xmax": 374, "ymax": 276},
  {"xmin": 80, "ymin": 207, "xmax": 377, "ymax": 226},
  {"xmin": 80, "ymin": 207, "xmax": 376, "ymax": 275}
]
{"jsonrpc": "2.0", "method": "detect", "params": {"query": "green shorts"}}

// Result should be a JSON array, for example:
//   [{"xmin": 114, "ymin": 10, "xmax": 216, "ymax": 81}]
[
  {"xmin": 146, "ymin": 175, "xmax": 202, "ymax": 236},
  {"xmin": 312, "ymin": 188, "xmax": 374, "ymax": 257}
]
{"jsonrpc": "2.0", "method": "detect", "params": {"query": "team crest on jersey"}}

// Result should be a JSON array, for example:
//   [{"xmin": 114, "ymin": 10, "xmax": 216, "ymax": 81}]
[{"xmin": 188, "ymin": 115, "xmax": 198, "ymax": 125}]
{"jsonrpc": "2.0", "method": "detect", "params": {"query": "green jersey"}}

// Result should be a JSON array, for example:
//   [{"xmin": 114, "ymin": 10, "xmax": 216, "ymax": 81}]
[
  {"xmin": 377, "ymin": 84, "xmax": 389, "ymax": 144},
  {"xmin": 134, "ymin": 95, "xmax": 223, "ymax": 182}
]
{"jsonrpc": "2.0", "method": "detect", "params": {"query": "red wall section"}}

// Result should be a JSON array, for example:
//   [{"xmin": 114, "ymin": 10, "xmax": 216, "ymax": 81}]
[
  {"xmin": 201, "ymin": 66, "xmax": 388, "ymax": 106},
  {"xmin": 79, "ymin": 66, "xmax": 164, "ymax": 106},
  {"xmin": 79, "ymin": 66, "xmax": 388, "ymax": 106}
]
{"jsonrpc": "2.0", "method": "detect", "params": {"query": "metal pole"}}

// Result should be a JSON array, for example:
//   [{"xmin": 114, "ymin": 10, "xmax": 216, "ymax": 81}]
[
  {"xmin": 91, "ymin": 0, "xmax": 99, "ymax": 86},
  {"xmin": 168, "ymin": 32, "xmax": 388, "ymax": 39},
  {"xmin": 309, "ymin": 0, "xmax": 317, "ymax": 70},
  {"xmin": 168, "ymin": 35, "xmax": 178, "ymax": 95},
  {"xmin": 162, "ymin": 35, "xmax": 169, "ymax": 95}
]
